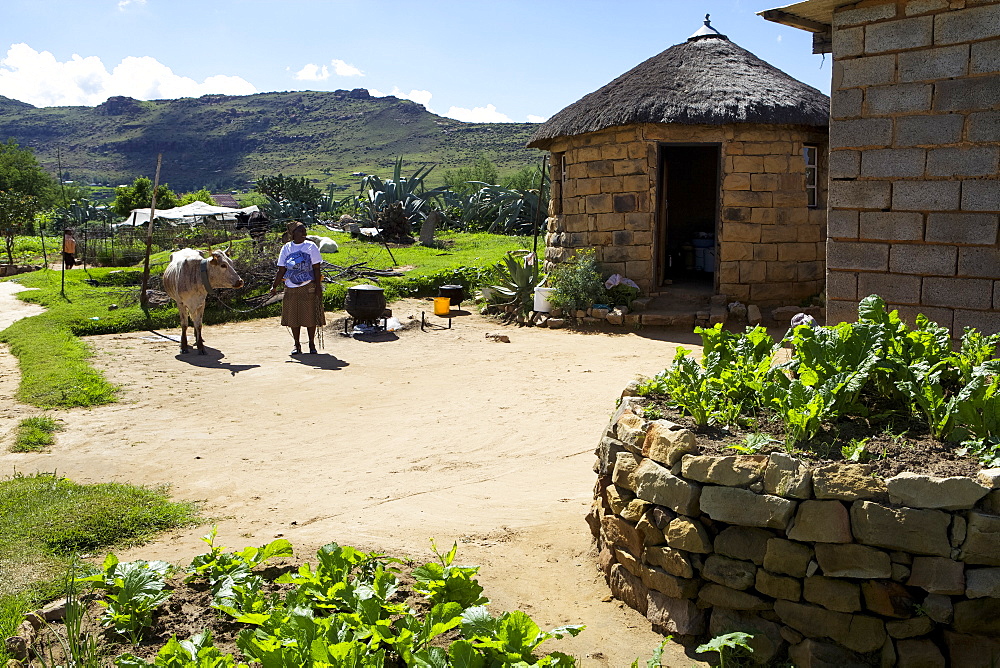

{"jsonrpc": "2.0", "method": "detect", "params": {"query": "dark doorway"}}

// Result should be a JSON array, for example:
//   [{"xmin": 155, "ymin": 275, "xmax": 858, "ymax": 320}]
[{"xmin": 657, "ymin": 144, "xmax": 720, "ymax": 287}]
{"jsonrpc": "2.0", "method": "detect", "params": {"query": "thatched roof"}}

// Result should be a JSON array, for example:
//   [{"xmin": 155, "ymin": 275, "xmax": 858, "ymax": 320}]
[{"xmin": 528, "ymin": 32, "xmax": 829, "ymax": 148}]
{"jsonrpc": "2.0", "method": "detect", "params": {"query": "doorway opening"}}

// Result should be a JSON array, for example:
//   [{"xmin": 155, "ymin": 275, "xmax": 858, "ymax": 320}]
[{"xmin": 657, "ymin": 144, "xmax": 721, "ymax": 289}]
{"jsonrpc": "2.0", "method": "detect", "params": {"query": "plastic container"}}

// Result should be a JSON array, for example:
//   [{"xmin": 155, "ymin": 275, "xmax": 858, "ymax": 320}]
[
  {"xmin": 703, "ymin": 247, "xmax": 716, "ymax": 272},
  {"xmin": 534, "ymin": 287, "xmax": 556, "ymax": 313},
  {"xmin": 433, "ymin": 297, "xmax": 451, "ymax": 316}
]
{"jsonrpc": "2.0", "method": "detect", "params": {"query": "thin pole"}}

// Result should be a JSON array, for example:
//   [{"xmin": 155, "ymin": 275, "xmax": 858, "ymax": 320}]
[
  {"xmin": 140, "ymin": 154, "xmax": 163, "ymax": 310},
  {"xmin": 532, "ymin": 155, "xmax": 548, "ymax": 256},
  {"xmin": 56, "ymin": 146, "xmax": 68, "ymax": 207}
]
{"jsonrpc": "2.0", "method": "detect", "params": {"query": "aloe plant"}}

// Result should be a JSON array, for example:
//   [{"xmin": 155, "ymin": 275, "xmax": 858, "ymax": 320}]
[
  {"xmin": 359, "ymin": 157, "xmax": 448, "ymax": 231},
  {"xmin": 490, "ymin": 250, "xmax": 545, "ymax": 319}
]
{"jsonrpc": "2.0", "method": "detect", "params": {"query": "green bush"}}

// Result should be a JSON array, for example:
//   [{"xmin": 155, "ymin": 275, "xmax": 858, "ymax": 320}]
[{"xmin": 547, "ymin": 248, "xmax": 608, "ymax": 312}]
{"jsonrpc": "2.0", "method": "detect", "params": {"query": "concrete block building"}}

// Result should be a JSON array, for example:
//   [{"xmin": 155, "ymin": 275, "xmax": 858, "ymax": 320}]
[
  {"xmin": 763, "ymin": 0, "xmax": 1000, "ymax": 333},
  {"xmin": 528, "ymin": 19, "xmax": 830, "ymax": 307}
]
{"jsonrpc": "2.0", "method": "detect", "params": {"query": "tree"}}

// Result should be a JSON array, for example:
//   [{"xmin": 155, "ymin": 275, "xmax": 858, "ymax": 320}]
[
  {"xmin": 0, "ymin": 140, "xmax": 57, "ymax": 207},
  {"xmin": 178, "ymin": 188, "xmax": 217, "ymax": 206},
  {"xmin": 442, "ymin": 155, "xmax": 500, "ymax": 195},
  {"xmin": 111, "ymin": 177, "xmax": 179, "ymax": 216},
  {"xmin": 255, "ymin": 174, "xmax": 322, "ymax": 206},
  {"xmin": 0, "ymin": 190, "xmax": 40, "ymax": 265}
]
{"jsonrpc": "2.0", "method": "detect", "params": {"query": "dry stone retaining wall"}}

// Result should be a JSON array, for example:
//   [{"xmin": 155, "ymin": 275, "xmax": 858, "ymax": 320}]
[{"xmin": 590, "ymin": 389, "xmax": 1000, "ymax": 666}]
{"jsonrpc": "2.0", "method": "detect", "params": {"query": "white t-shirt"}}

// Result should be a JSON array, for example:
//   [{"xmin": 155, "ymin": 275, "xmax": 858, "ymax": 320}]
[{"xmin": 277, "ymin": 241, "xmax": 322, "ymax": 288}]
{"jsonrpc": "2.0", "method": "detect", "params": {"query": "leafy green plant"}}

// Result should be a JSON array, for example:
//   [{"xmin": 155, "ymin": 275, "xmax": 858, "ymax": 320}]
[
  {"xmin": 547, "ymin": 248, "xmax": 608, "ymax": 313},
  {"xmin": 456, "ymin": 606, "xmax": 583, "ymax": 666},
  {"xmin": 412, "ymin": 540, "xmax": 488, "ymax": 609},
  {"xmin": 728, "ymin": 433, "xmax": 779, "ymax": 455},
  {"xmin": 118, "ymin": 630, "xmax": 246, "ymax": 668},
  {"xmin": 697, "ymin": 631, "xmax": 754, "ymax": 668},
  {"xmin": 77, "ymin": 555, "xmax": 172, "ymax": 644},
  {"xmin": 185, "ymin": 528, "xmax": 292, "ymax": 614},
  {"xmin": 841, "ymin": 437, "xmax": 872, "ymax": 462},
  {"xmin": 630, "ymin": 637, "xmax": 673, "ymax": 668},
  {"xmin": 12, "ymin": 415, "xmax": 61, "ymax": 452}
]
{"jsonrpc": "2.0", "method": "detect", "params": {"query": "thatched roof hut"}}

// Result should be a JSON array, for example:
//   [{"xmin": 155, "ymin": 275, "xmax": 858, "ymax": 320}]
[
  {"xmin": 529, "ymin": 28, "xmax": 829, "ymax": 147},
  {"xmin": 530, "ymin": 18, "xmax": 830, "ymax": 309}
]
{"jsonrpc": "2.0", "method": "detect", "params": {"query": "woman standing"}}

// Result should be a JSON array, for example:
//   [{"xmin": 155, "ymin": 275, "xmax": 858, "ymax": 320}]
[
  {"xmin": 62, "ymin": 229, "xmax": 77, "ymax": 269},
  {"xmin": 270, "ymin": 222, "xmax": 325, "ymax": 354}
]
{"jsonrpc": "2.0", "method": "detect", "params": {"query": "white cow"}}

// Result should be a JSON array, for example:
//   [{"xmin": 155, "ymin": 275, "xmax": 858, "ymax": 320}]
[{"xmin": 162, "ymin": 248, "xmax": 244, "ymax": 354}]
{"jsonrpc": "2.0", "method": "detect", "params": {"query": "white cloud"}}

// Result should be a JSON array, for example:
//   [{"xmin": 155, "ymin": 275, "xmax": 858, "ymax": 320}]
[
  {"xmin": 777, "ymin": 35, "xmax": 783, "ymax": 42},
  {"xmin": 117, "ymin": 0, "xmax": 146, "ymax": 10},
  {"xmin": 445, "ymin": 103, "xmax": 512, "ymax": 123},
  {"xmin": 0, "ymin": 43, "xmax": 257, "ymax": 107},
  {"xmin": 526, "ymin": 114, "xmax": 547, "ymax": 123},
  {"xmin": 331, "ymin": 59, "xmax": 363, "ymax": 77},
  {"xmin": 294, "ymin": 63, "xmax": 330, "ymax": 81},
  {"xmin": 370, "ymin": 86, "xmax": 434, "ymax": 112}
]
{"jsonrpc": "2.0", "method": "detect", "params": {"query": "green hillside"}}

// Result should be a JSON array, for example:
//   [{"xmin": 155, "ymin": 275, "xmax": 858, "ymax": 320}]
[{"xmin": 0, "ymin": 89, "xmax": 542, "ymax": 192}]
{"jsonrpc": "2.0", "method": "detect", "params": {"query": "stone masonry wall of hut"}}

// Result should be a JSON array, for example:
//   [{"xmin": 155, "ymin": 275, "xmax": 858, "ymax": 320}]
[
  {"xmin": 543, "ymin": 122, "xmax": 828, "ymax": 307},
  {"xmin": 825, "ymin": 0, "xmax": 1000, "ymax": 334}
]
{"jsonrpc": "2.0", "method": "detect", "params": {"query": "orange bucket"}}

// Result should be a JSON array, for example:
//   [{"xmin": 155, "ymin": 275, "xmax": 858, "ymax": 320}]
[{"xmin": 433, "ymin": 296, "xmax": 451, "ymax": 316}]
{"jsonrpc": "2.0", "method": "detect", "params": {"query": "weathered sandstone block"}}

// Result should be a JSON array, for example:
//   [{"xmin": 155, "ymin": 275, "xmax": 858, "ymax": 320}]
[
  {"xmin": 965, "ymin": 567, "xmax": 1000, "ymax": 599},
  {"xmin": 611, "ymin": 452, "xmax": 641, "ymax": 491},
  {"xmin": 787, "ymin": 638, "xmax": 868, "ymax": 668},
  {"xmin": 953, "ymin": 598, "xmax": 1000, "ymax": 635},
  {"xmin": 963, "ymin": 511, "xmax": 1000, "ymax": 565},
  {"xmin": 609, "ymin": 564, "xmax": 647, "ymax": 615},
  {"xmin": 633, "ymin": 459, "xmax": 701, "ymax": 515},
  {"xmin": 646, "ymin": 589, "xmax": 705, "ymax": 635},
  {"xmin": 698, "ymin": 583, "xmax": 772, "ymax": 611},
  {"xmin": 764, "ymin": 538, "xmax": 814, "ymax": 577},
  {"xmin": 640, "ymin": 565, "xmax": 700, "ymax": 598},
  {"xmin": 813, "ymin": 464, "xmax": 886, "ymax": 501},
  {"xmin": 763, "ymin": 452, "xmax": 813, "ymax": 498},
  {"xmin": 615, "ymin": 413, "xmax": 648, "ymax": 452},
  {"xmin": 595, "ymin": 436, "xmax": 625, "ymax": 475},
  {"xmin": 702, "ymin": 555, "xmax": 758, "ymax": 591},
  {"xmin": 681, "ymin": 455, "xmax": 767, "ymax": 487},
  {"xmin": 851, "ymin": 501, "xmax": 952, "ymax": 556},
  {"xmin": 601, "ymin": 515, "xmax": 644, "ymax": 557},
  {"xmin": 944, "ymin": 631, "xmax": 1000, "ymax": 668},
  {"xmin": 709, "ymin": 608, "xmax": 785, "ymax": 665},
  {"xmin": 701, "ymin": 486, "xmax": 797, "ymax": 529},
  {"xmin": 887, "ymin": 471, "xmax": 990, "ymax": 510},
  {"xmin": 907, "ymin": 556, "xmax": 965, "ymax": 595},
  {"xmin": 641, "ymin": 420, "xmax": 697, "ymax": 466},
  {"xmin": 665, "ymin": 517, "xmax": 712, "ymax": 554},
  {"xmin": 803, "ymin": 576, "xmax": 861, "ymax": 613},
  {"xmin": 714, "ymin": 526, "xmax": 772, "ymax": 565},
  {"xmin": 755, "ymin": 569, "xmax": 801, "ymax": 601},
  {"xmin": 787, "ymin": 500, "xmax": 852, "ymax": 543},
  {"xmin": 896, "ymin": 638, "xmax": 946, "ymax": 668},
  {"xmin": 643, "ymin": 545, "xmax": 694, "ymax": 578},
  {"xmin": 815, "ymin": 543, "xmax": 891, "ymax": 579},
  {"xmin": 861, "ymin": 580, "xmax": 914, "ymax": 618}
]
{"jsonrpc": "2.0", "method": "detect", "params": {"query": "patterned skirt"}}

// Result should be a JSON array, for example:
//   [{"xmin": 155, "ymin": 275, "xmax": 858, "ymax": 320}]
[{"xmin": 281, "ymin": 284, "xmax": 326, "ymax": 327}]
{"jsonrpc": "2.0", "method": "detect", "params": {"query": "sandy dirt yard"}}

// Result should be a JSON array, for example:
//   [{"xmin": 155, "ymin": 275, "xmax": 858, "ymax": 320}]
[{"xmin": 1, "ymin": 284, "xmax": 708, "ymax": 666}]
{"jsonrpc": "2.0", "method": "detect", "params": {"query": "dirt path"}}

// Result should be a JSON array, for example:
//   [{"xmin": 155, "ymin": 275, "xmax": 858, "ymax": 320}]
[{"xmin": 1, "ymin": 291, "xmax": 706, "ymax": 666}]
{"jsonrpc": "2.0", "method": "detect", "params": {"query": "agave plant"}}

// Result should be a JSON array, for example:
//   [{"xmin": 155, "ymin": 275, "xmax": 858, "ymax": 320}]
[
  {"xmin": 359, "ymin": 157, "xmax": 448, "ymax": 232},
  {"xmin": 490, "ymin": 250, "xmax": 546, "ymax": 319}
]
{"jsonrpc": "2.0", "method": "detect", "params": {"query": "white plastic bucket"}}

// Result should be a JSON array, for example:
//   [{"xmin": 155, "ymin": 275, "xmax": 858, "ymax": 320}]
[{"xmin": 534, "ymin": 287, "xmax": 556, "ymax": 313}]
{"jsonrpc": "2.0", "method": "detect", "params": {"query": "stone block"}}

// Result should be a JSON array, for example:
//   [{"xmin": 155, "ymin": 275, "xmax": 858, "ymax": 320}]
[
  {"xmin": 828, "ymin": 180, "xmax": 892, "ymax": 209},
  {"xmin": 641, "ymin": 420, "xmax": 697, "ymax": 467},
  {"xmin": 962, "ymin": 180, "xmax": 1000, "ymax": 212},
  {"xmin": 954, "ymin": 598, "xmax": 1000, "ymax": 635},
  {"xmin": 803, "ymin": 576, "xmax": 861, "ymax": 613},
  {"xmin": 595, "ymin": 435, "xmax": 625, "ymax": 476},
  {"xmin": 636, "ymin": 512, "xmax": 664, "ymax": 546},
  {"xmin": 829, "ymin": 149, "xmax": 860, "ymax": 178},
  {"xmin": 935, "ymin": 74, "xmax": 1000, "ymax": 112},
  {"xmin": 890, "ymin": 244, "xmax": 957, "ymax": 277},
  {"xmin": 788, "ymin": 500, "xmax": 853, "ymax": 543},
  {"xmin": 725, "ymin": 190, "xmax": 772, "ymax": 208},
  {"xmin": 703, "ymin": 554, "xmax": 758, "ymax": 591},
  {"xmin": 787, "ymin": 638, "xmax": 869, "ymax": 668},
  {"xmin": 764, "ymin": 538, "xmax": 813, "ymax": 578},
  {"xmin": 839, "ymin": 54, "xmax": 897, "ymax": 88},
  {"xmin": 935, "ymin": 2, "xmax": 1000, "ymax": 45},
  {"xmin": 944, "ymin": 631, "xmax": 1000, "ymax": 668},
  {"xmin": 605, "ymin": 484, "xmax": 633, "ymax": 516},
  {"xmin": 613, "ymin": 193, "xmax": 637, "ymax": 213},
  {"xmin": 960, "ymin": 247, "xmax": 1000, "ymax": 278},
  {"xmin": 602, "ymin": 515, "xmax": 644, "ymax": 557},
  {"xmin": 762, "ymin": 155, "xmax": 787, "ymax": 172},
  {"xmin": 698, "ymin": 583, "xmax": 771, "ymax": 611},
  {"xmin": 860, "ymin": 211, "xmax": 924, "ymax": 241},
  {"xmin": 963, "ymin": 511, "xmax": 1000, "ymax": 565},
  {"xmin": 893, "ymin": 180, "xmax": 961, "ymax": 211},
  {"xmin": 851, "ymin": 501, "xmax": 952, "ymax": 556},
  {"xmin": 905, "ymin": 0, "xmax": 947, "ymax": 15},
  {"xmin": 887, "ymin": 471, "xmax": 990, "ymax": 509},
  {"xmin": 665, "ymin": 517, "xmax": 712, "ymax": 554},
  {"xmin": 886, "ymin": 615, "xmax": 933, "ymax": 639},
  {"xmin": 633, "ymin": 458, "xmax": 702, "ymax": 516},
  {"xmin": 924, "ymin": 277, "xmax": 993, "ymax": 310},
  {"xmin": 643, "ymin": 545, "xmax": 694, "ymax": 578},
  {"xmin": 897, "ymin": 638, "xmax": 946, "ymax": 668},
  {"xmin": 725, "ymin": 222, "xmax": 761, "ymax": 243},
  {"xmin": 723, "ymin": 172, "xmax": 751, "ymax": 190},
  {"xmin": 867, "ymin": 82, "xmax": 933, "ymax": 115},
  {"xmin": 899, "ymin": 44, "xmax": 970, "ymax": 82},
  {"xmin": 755, "ymin": 569, "xmax": 801, "ymax": 601},
  {"xmin": 640, "ymin": 565, "xmax": 700, "ymax": 599},
  {"xmin": 751, "ymin": 173, "xmax": 779, "ymax": 192},
  {"xmin": 833, "ymin": 26, "xmax": 864, "ymax": 59},
  {"xmin": 828, "ymin": 209, "xmax": 860, "ymax": 239},
  {"xmin": 929, "ymin": 147, "xmax": 1000, "ymax": 178},
  {"xmin": 709, "ymin": 608, "xmax": 785, "ymax": 665},
  {"xmin": 907, "ymin": 556, "xmax": 965, "ymax": 594},
  {"xmin": 834, "ymin": 3, "xmax": 897, "ymax": 26},
  {"xmin": 813, "ymin": 464, "xmax": 887, "ymax": 501},
  {"xmin": 922, "ymin": 593, "xmax": 953, "ymax": 624},
  {"xmin": 621, "ymin": 498, "xmax": 651, "ymax": 523},
  {"xmin": 611, "ymin": 451, "xmax": 641, "ymax": 490},
  {"xmin": 972, "ymin": 38, "xmax": 1000, "ymax": 75},
  {"xmin": 609, "ymin": 563, "xmax": 648, "ymax": 615},
  {"xmin": 774, "ymin": 600, "xmax": 886, "ymax": 652},
  {"xmin": 895, "ymin": 114, "xmax": 965, "ymax": 146},
  {"xmin": 615, "ymin": 413, "xmax": 648, "ymax": 451},
  {"xmin": 861, "ymin": 148, "xmax": 926, "ymax": 178},
  {"xmin": 700, "ymin": 486, "xmax": 797, "ymax": 530},
  {"xmin": 858, "ymin": 273, "xmax": 922, "ymax": 305},
  {"xmin": 778, "ymin": 242, "xmax": 818, "ymax": 262},
  {"xmin": 827, "ymin": 241, "xmax": 891, "ymax": 272},
  {"xmin": 740, "ymin": 260, "xmax": 767, "ymax": 283},
  {"xmin": 865, "ymin": 15, "xmax": 933, "ymax": 52},
  {"xmin": 714, "ymin": 526, "xmax": 773, "ymax": 566},
  {"xmin": 680, "ymin": 455, "xmax": 767, "ymax": 487},
  {"xmin": 830, "ymin": 117, "xmax": 893, "ymax": 148},
  {"xmin": 615, "ymin": 548, "xmax": 642, "ymax": 577},
  {"xmin": 827, "ymin": 271, "xmax": 858, "ymax": 303},
  {"xmin": 965, "ymin": 567, "xmax": 1000, "ymax": 598},
  {"xmin": 815, "ymin": 542, "xmax": 892, "ymax": 579},
  {"xmin": 646, "ymin": 589, "xmax": 705, "ymax": 635},
  {"xmin": 862, "ymin": 580, "xmax": 915, "ymax": 618}
]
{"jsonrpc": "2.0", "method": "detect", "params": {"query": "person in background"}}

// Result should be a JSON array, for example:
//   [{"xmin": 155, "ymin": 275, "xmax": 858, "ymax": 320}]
[
  {"xmin": 62, "ymin": 229, "xmax": 76, "ymax": 269},
  {"xmin": 270, "ymin": 222, "xmax": 325, "ymax": 355}
]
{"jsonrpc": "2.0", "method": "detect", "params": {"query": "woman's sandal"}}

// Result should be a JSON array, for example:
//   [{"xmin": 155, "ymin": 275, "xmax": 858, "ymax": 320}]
[
  {"xmin": 308, "ymin": 345, "xmax": 318, "ymax": 354},
  {"xmin": 290, "ymin": 348, "xmax": 302, "ymax": 356}
]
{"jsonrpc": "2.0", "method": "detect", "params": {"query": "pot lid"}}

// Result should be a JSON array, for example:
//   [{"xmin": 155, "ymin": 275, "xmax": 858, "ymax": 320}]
[{"xmin": 348, "ymin": 284, "xmax": 384, "ymax": 292}]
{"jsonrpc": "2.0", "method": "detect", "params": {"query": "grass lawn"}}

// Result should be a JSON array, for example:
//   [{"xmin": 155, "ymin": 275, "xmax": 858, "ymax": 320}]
[
  {"xmin": 11, "ymin": 415, "xmax": 62, "ymax": 452},
  {"xmin": 0, "ymin": 229, "xmax": 530, "ymax": 408},
  {"xmin": 0, "ymin": 473, "xmax": 199, "ymax": 663}
]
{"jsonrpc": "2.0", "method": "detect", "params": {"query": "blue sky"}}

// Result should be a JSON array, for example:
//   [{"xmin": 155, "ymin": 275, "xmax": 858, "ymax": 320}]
[{"xmin": 0, "ymin": 0, "xmax": 830, "ymax": 122}]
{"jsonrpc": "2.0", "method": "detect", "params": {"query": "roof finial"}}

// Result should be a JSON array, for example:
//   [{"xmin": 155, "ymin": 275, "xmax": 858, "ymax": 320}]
[{"xmin": 689, "ymin": 14, "xmax": 727, "ymax": 41}]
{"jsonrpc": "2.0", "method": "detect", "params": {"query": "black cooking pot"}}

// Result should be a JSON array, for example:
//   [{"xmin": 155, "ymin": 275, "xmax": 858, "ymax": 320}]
[
  {"xmin": 345, "ymin": 284, "xmax": 386, "ymax": 322},
  {"xmin": 438, "ymin": 284, "xmax": 465, "ymax": 308}
]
